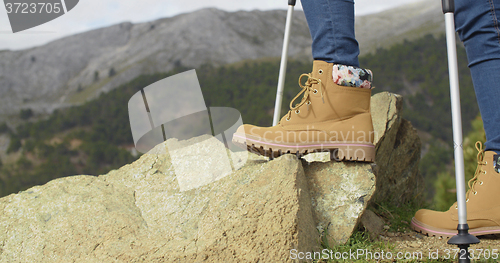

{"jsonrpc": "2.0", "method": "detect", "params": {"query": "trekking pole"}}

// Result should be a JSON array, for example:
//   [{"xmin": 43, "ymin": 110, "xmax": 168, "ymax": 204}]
[
  {"xmin": 442, "ymin": 0, "xmax": 480, "ymax": 262},
  {"xmin": 272, "ymin": 0, "xmax": 296, "ymax": 126}
]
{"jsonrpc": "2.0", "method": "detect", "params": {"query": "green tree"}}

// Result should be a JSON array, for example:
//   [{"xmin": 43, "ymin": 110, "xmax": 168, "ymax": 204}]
[
  {"xmin": 20, "ymin": 109, "xmax": 33, "ymax": 120},
  {"xmin": 7, "ymin": 136, "xmax": 21, "ymax": 153},
  {"xmin": 0, "ymin": 122, "xmax": 10, "ymax": 134},
  {"xmin": 432, "ymin": 171, "xmax": 456, "ymax": 211},
  {"xmin": 109, "ymin": 67, "xmax": 116, "ymax": 77}
]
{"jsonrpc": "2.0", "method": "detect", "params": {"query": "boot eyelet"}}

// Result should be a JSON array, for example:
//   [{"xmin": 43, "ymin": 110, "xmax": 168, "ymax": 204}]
[
  {"xmin": 484, "ymin": 171, "xmax": 487, "ymax": 174},
  {"xmin": 474, "ymin": 191, "xmax": 477, "ymax": 195},
  {"xmin": 318, "ymin": 69, "xmax": 323, "ymax": 74},
  {"xmin": 307, "ymin": 101, "xmax": 311, "ymax": 105},
  {"xmin": 480, "ymin": 181, "xmax": 483, "ymax": 185},
  {"xmin": 466, "ymin": 199, "xmax": 469, "ymax": 202},
  {"xmin": 455, "ymin": 205, "xmax": 458, "ymax": 209},
  {"xmin": 485, "ymin": 161, "xmax": 488, "ymax": 165},
  {"xmin": 313, "ymin": 89, "xmax": 318, "ymax": 94},
  {"xmin": 286, "ymin": 117, "xmax": 290, "ymax": 121},
  {"xmin": 295, "ymin": 110, "xmax": 300, "ymax": 114}
]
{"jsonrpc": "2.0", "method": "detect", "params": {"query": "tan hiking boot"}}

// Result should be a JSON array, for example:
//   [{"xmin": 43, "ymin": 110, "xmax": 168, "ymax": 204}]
[
  {"xmin": 232, "ymin": 60, "xmax": 375, "ymax": 161},
  {"xmin": 411, "ymin": 141, "xmax": 500, "ymax": 237}
]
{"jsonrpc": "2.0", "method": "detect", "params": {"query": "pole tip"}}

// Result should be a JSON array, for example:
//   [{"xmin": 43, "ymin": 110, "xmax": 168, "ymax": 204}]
[{"xmin": 288, "ymin": 0, "xmax": 296, "ymax": 6}]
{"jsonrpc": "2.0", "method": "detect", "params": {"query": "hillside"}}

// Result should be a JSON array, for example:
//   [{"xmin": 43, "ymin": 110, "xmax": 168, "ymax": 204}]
[
  {"xmin": 0, "ymin": 0, "xmax": 443, "ymax": 126},
  {"xmin": 356, "ymin": 0, "xmax": 443, "ymax": 53}
]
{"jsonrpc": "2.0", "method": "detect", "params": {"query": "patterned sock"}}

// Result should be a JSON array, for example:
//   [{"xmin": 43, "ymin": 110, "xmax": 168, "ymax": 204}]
[
  {"xmin": 494, "ymin": 154, "xmax": 500, "ymax": 173},
  {"xmin": 332, "ymin": 64, "xmax": 374, "ymax": 89}
]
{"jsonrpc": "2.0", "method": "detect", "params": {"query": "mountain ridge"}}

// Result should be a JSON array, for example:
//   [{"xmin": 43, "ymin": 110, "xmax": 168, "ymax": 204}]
[{"xmin": 0, "ymin": 0, "xmax": 443, "ymax": 125}]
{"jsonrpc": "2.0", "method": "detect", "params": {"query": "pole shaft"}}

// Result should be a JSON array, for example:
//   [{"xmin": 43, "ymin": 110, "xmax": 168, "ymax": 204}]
[
  {"xmin": 444, "ymin": 12, "xmax": 467, "ymax": 225},
  {"xmin": 272, "ymin": 5, "xmax": 294, "ymax": 126}
]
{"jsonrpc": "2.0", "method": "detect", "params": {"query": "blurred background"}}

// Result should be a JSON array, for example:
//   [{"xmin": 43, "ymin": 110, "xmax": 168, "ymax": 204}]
[{"xmin": 0, "ymin": 0, "xmax": 483, "ymax": 211}]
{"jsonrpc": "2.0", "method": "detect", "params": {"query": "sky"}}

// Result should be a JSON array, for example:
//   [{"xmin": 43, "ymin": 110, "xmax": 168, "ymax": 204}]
[{"xmin": 0, "ymin": 0, "xmax": 424, "ymax": 51}]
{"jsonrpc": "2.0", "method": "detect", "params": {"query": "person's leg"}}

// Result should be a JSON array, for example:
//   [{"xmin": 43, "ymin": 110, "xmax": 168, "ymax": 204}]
[
  {"xmin": 301, "ymin": 0, "xmax": 371, "ymax": 89},
  {"xmin": 469, "ymin": 60, "xmax": 500, "ymax": 152},
  {"xmin": 301, "ymin": 0, "xmax": 360, "ymax": 67},
  {"xmin": 411, "ymin": 0, "xmax": 500, "ymax": 237},
  {"xmin": 455, "ymin": 0, "xmax": 500, "ymax": 152}
]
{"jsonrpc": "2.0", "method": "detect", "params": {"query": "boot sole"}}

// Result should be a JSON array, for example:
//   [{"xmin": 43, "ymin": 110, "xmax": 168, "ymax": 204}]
[
  {"xmin": 232, "ymin": 132, "xmax": 375, "ymax": 162},
  {"xmin": 411, "ymin": 217, "xmax": 500, "ymax": 238}
]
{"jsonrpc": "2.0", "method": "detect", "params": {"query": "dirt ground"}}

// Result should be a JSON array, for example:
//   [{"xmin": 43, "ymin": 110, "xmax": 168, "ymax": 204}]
[{"xmin": 381, "ymin": 231, "xmax": 500, "ymax": 261}]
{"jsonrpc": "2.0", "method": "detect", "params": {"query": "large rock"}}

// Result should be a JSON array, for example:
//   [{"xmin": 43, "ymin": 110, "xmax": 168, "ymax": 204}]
[
  {"xmin": 0, "ymin": 92, "xmax": 423, "ymax": 261},
  {"xmin": 0, "ymin": 139, "xmax": 319, "ymax": 262}
]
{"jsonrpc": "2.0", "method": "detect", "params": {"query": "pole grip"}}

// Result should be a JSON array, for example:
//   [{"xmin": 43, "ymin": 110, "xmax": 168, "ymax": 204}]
[
  {"xmin": 288, "ymin": 0, "xmax": 296, "ymax": 6},
  {"xmin": 442, "ymin": 0, "xmax": 454, "ymax": 14}
]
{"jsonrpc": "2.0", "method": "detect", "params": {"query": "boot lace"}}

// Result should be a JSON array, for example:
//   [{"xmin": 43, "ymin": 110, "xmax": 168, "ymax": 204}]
[
  {"xmin": 465, "ymin": 141, "xmax": 487, "ymax": 201},
  {"xmin": 283, "ymin": 73, "xmax": 324, "ymax": 122}
]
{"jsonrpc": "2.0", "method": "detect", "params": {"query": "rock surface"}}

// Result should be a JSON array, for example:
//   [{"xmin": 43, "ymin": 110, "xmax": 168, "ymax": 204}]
[
  {"xmin": 302, "ymin": 161, "xmax": 375, "ymax": 245},
  {"xmin": 359, "ymin": 209, "xmax": 386, "ymax": 240},
  {"xmin": 370, "ymin": 92, "xmax": 423, "ymax": 205},
  {"xmin": 0, "ymin": 141, "xmax": 319, "ymax": 262}
]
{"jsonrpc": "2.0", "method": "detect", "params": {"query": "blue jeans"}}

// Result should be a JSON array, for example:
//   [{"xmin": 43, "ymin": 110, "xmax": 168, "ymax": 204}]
[
  {"xmin": 301, "ymin": 0, "xmax": 359, "ymax": 67},
  {"xmin": 301, "ymin": 0, "xmax": 500, "ymax": 152},
  {"xmin": 455, "ymin": 0, "xmax": 500, "ymax": 152}
]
